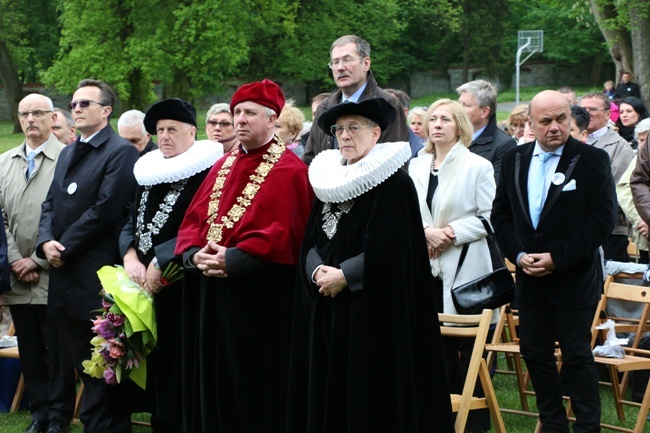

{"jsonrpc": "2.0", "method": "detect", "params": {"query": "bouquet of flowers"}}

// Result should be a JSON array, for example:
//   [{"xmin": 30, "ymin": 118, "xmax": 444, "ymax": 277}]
[{"xmin": 82, "ymin": 266, "xmax": 157, "ymax": 389}]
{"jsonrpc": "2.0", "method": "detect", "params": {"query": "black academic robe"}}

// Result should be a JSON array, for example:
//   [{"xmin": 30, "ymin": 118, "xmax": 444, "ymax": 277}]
[
  {"xmin": 118, "ymin": 168, "xmax": 209, "ymax": 432},
  {"xmin": 287, "ymin": 169, "xmax": 454, "ymax": 433}
]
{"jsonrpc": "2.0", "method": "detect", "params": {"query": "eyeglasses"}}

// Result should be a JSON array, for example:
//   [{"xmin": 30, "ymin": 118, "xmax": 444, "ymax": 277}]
[
  {"xmin": 328, "ymin": 56, "xmax": 364, "ymax": 69},
  {"xmin": 207, "ymin": 120, "xmax": 233, "ymax": 128},
  {"xmin": 330, "ymin": 124, "xmax": 372, "ymax": 136},
  {"xmin": 68, "ymin": 99, "xmax": 106, "ymax": 110},
  {"xmin": 18, "ymin": 110, "xmax": 53, "ymax": 119},
  {"xmin": 583, "ymin": 107, "xmax": 608, "ymax": 113}
]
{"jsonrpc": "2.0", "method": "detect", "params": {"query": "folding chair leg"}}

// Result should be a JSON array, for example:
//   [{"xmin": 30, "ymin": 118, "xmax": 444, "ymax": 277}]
[
  {"xmin": 478, "ymin": 360, "xmax": 506, "ymax": 433},
  {"xmin": 607, "ymin": 364, "xmax": 626, "ymax": 421},
  {"xmin": 10, "ymin": 373, "xmax": 25, "ymax": 412},
  {"xmin": 632, "ymin": 378, "xmax": 650, "ymax": 433}
]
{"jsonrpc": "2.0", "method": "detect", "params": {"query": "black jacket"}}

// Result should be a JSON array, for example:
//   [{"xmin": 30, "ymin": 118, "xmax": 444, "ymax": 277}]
[
  {"xmin": 492, "ymin": 137, "xmax": 617, "ymax": 308},
  {"xmin": 470, "ymin": 115, "xmax": 517, "ymax": 186},
  {"xmin": 615, "ymin": 82, "xmax": 641, "ymax": 99},
  {"xmin": 37, "ymin": 124, "xmax": 139, "ymax": 320}
]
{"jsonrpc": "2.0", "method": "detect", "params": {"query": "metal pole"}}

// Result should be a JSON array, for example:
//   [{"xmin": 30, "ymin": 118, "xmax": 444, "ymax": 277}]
[{"xmin": 516, "ymin": 38, "xmax": 531, "ymax": 106}]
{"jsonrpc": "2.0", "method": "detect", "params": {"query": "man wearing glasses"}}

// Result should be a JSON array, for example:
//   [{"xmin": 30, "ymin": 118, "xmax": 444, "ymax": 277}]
[
  {"xmin": 204, "ymin": 103, "xmax": 239, "ymax": 153},
  {"xmin": 580, "ymin": 92, "xmax": 634, "ymax": 262},
  {"xmin": 302, "ymin": 34, "xmax": 408, "ymax": 165},
  {"xmin": 0, "ymin": 93, "xmax": 75, "ymax": 433},
  {"xmin": 37, "ymin": 79, "xmax": 139, "ymax": 433}
]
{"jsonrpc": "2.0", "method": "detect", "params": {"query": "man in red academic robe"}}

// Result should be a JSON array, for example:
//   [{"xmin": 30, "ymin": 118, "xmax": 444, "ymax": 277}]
[{"xmin": 175, "ymin": 79, "xmax": 313, "ymax": 433}]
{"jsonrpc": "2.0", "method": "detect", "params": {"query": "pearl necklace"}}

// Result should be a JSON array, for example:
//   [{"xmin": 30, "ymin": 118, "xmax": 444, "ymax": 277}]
[{"xmin": 430, "ymin": 150, "xmax": 439, "ymax": 176}]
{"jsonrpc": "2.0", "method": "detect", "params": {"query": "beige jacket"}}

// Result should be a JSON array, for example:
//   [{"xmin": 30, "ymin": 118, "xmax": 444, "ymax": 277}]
[
  {"xmin": 617, "ymin": 156, "xmax": 649, "ymax": 252},
  {"xmin": 592, "ymin": 128, "xmax": 635, "ymax": 236},
  {"xmin": 0, "ymin": 135, "xmax": 65, "ymax": 305}
]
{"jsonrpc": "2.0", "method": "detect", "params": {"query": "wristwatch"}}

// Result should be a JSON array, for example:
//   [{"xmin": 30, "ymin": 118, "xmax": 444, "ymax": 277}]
[{"xmin": 152, "ymin": 257, "xmax": 161, "ymax": 270}]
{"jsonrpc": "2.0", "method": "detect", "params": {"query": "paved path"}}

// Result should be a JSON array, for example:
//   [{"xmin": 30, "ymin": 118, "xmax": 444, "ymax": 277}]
[{"xmin": 497, "ymin": 101, "xmax": 530, "ymax": 113}]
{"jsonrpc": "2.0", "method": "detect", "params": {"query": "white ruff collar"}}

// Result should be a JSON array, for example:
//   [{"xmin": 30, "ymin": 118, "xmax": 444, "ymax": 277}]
[
  {"xmin": 134, "ymin": 139, "xmax": 223, "ymax": 186},
  {"xmin": 309, "ymin": 142, "xmax": 411, "ymax": 203}
]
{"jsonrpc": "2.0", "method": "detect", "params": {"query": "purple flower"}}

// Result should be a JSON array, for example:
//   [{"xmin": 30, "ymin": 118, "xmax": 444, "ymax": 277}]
[
  {"xmin": 103, "ymin": 367, "xmax": 118, "ymax": 385},
  {"xmin": 106, "ymin": 312, "xmax": 124, "ymax": 327},
  {"xmin": 92, "ymin": 318, "xmax": 116, "ymax": 340},
  {"xmin": 101, "ymin": 298, "xmax": 112, "ymax": 311}
]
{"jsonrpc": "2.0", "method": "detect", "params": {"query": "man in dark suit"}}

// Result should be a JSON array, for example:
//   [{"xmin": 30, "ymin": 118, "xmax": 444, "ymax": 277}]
[
  {"xmin": 492, "ymin": 90, "xmax": 617, "ymax": 433},
  {"xmin": 37, "ymin": 79, "xmax": 139, "ymax": 433}
]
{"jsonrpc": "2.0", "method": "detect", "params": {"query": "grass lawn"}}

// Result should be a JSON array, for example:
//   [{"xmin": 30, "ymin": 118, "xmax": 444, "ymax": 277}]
[{"xmin": 0, "ymin": 367, "xmax": 643, "ymax": 432}]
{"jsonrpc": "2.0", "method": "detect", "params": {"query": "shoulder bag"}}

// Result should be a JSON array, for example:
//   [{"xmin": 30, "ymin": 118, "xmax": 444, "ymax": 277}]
[{"xmin": 450, "ymin": 215, "xmax": 515, "ymax": 314}]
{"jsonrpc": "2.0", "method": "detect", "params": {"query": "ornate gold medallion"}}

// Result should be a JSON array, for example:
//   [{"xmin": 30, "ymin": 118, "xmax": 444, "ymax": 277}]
[{"xmin": 205, "ymin": 138, "xmax": 286, "ymax": 243}]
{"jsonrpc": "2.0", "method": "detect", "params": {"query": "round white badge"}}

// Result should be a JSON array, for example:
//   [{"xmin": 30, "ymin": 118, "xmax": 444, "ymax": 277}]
[
  {"xmin": 551, "ymin": 173, "xmax": 565, "ymax": 186},
  {"xmin": 67, "ymin": 182, "xmax": 78, "ymax": 195}
]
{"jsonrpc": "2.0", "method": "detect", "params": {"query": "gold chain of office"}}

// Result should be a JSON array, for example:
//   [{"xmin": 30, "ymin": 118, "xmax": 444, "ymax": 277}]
[{"xmin": 206, "ymin": 139, "xmax": 286, "ymax": 243}]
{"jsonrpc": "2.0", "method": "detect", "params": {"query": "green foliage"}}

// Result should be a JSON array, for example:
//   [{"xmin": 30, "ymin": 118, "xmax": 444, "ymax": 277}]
[
  {"xmin": 276, "ymin": 0, "xmax": 408, "ymax": 86},
  {"xmin": 0, "ymin": 0, "xmax": 60, "ymax": 83},
  {"xmin": 514, "ymin": 0, "xmax": 609, "ymax": 65},
  {"xmin": 147, "ymin": 0, "xmax": 251, "ymax": 99},
  {"xmin": 42, "ymin": 0, "xmax": 159, "ymax": 108}
]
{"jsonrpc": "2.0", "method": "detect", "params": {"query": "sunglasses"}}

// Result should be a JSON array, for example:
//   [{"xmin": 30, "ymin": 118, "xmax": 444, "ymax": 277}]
[{"xmin": 68, "ymin": 99, "xmax": 106, "ymax": 110}]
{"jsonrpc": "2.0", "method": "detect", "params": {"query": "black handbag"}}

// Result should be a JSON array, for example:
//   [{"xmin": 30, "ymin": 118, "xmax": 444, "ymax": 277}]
[{"xmin": 450, "ymin": 216, "xmax": 514, "ymax": 314}]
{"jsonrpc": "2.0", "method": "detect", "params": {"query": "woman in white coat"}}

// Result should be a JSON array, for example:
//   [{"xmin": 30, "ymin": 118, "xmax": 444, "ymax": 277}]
[{"xmin": 408, "ymin": 98, "xmax": 496, "ymax": 433}]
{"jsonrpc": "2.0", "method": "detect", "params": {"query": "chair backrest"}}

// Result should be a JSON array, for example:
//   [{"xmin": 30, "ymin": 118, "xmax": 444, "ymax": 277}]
[
  {"xmin": 591, "ymin": 276, "xmax": 650, "ymax": 349},
  {"xmin": 627, "ymin": 240, "xmax": 639, "ymax": 262}
]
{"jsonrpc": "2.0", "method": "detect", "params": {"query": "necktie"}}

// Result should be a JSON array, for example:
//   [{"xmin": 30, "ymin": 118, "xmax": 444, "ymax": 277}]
[
  {"xmin": 529, "ymin": 152, "xmax": 554, "ymax": 229},
  {"xmin": 26, "ymin": 151, "xmax": 36, "ymax": 180}
]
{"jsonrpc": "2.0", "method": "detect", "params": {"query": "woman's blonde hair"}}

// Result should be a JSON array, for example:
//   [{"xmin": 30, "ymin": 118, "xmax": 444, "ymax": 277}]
[
  {"xmin": 423, "ymin": 99, "xmax": 473, "ymax": 153},
  {"xmin": 277, "ymin": 103, "xmax": 305, "ymax": 136},
  {"xmin": 507, "ymin": 104, "xmax": 528, "ymax": 135}
]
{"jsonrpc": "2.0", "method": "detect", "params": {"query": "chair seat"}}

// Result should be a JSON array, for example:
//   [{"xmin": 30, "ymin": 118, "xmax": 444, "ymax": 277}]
[
  {"xmin": 485, "ymin": 342, "xmax": 520, "ymax": 354},
  {"xmin": 0, "ymin": 347, "xmax": 19, "ymax": 360},
  {"xmin": 450, "ymin": 394, "xmax": 490, "ymax": 412},
  {"xmin": 594, "ymin": 354, "xmax": 650, "ymax": 372}
]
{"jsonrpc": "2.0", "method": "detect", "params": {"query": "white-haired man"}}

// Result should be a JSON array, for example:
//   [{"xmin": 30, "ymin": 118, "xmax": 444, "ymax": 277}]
[{"xmin": 118, "ymin": 109, "xmax": 157, "ymax": 156}]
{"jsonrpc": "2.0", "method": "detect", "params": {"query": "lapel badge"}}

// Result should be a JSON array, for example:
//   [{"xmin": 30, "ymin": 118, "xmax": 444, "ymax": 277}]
[
  {"xmin": 67, "ymin": 182, "xmax": 78, "ymax": 195},
  {"xmin": 551, "ymin": 172, "xmax": 565, "ymax": 186}
]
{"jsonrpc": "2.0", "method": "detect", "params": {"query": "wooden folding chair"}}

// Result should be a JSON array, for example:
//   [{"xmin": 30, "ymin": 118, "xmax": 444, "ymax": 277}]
[
  {"xmin": 590, "ymin": 277, "xmax": 650, "ymax": 433},
  {"xmin": 439, "ymin": 309, "xmax": 506, "ymax": 433}
]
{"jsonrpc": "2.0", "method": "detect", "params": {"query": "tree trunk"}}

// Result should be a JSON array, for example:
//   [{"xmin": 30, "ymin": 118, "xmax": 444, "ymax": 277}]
[
  {"xmin": 629, "ymin": 2, "xmax": 650, "ymax": 105},
  {"xmin": 461, "ymin": 33, "xmax": 470, "ymax": 84},
  {"xmin": 162, "ymin": 70, "xmax": 191, "ymax": 101},
  {"xmin": 0, "ymin": 9, "xmax": 24, "ymax": 133},
  {"xmin": 589, "ymin": 0, "xmax": 634, "ymax": 79}
]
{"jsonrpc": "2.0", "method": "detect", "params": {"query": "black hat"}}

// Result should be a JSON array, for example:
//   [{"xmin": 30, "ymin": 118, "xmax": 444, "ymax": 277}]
[
  {"xmin": 144, "ymin": 98, "xmax": 197, "ymax": 135},
  {"xmin": 317, "ymin": 98, "xmax": 396, "ymax": 136}
]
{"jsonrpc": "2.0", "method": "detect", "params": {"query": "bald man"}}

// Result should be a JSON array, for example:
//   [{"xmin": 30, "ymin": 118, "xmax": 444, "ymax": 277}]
[
  {"xmin": 0, "ymin": 94, "xmax": 75, "ymax": 433},
  {"xmin": 492, "ymin": 90, "xmax": 617, "ymax": 432}
]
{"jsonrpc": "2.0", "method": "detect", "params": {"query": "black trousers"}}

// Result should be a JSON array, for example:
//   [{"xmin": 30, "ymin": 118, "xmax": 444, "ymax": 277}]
[
  {"xmin": 518, "ymin": 296, "xmax": 600, "ymax": 433},
  {"xmin": 602, "ymin": 234, "xmax": 630, "ymax": 262},
  {"xmin": 10, "ymin": 304, "xmax": 75, "ymax": 423},
  {"xmin": 50, "ymin": 317, "xmax": 132, "ymax": 433}
]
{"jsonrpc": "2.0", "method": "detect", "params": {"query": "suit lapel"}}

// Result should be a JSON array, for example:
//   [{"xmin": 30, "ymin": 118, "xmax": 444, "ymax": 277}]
[
  {"xmin": 538, "ymin": 140, "xmax": 580, "ymax": 226},
  {"xmin": 515, "ymin": 144, "xmax": 535, "ymax": 229}
]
